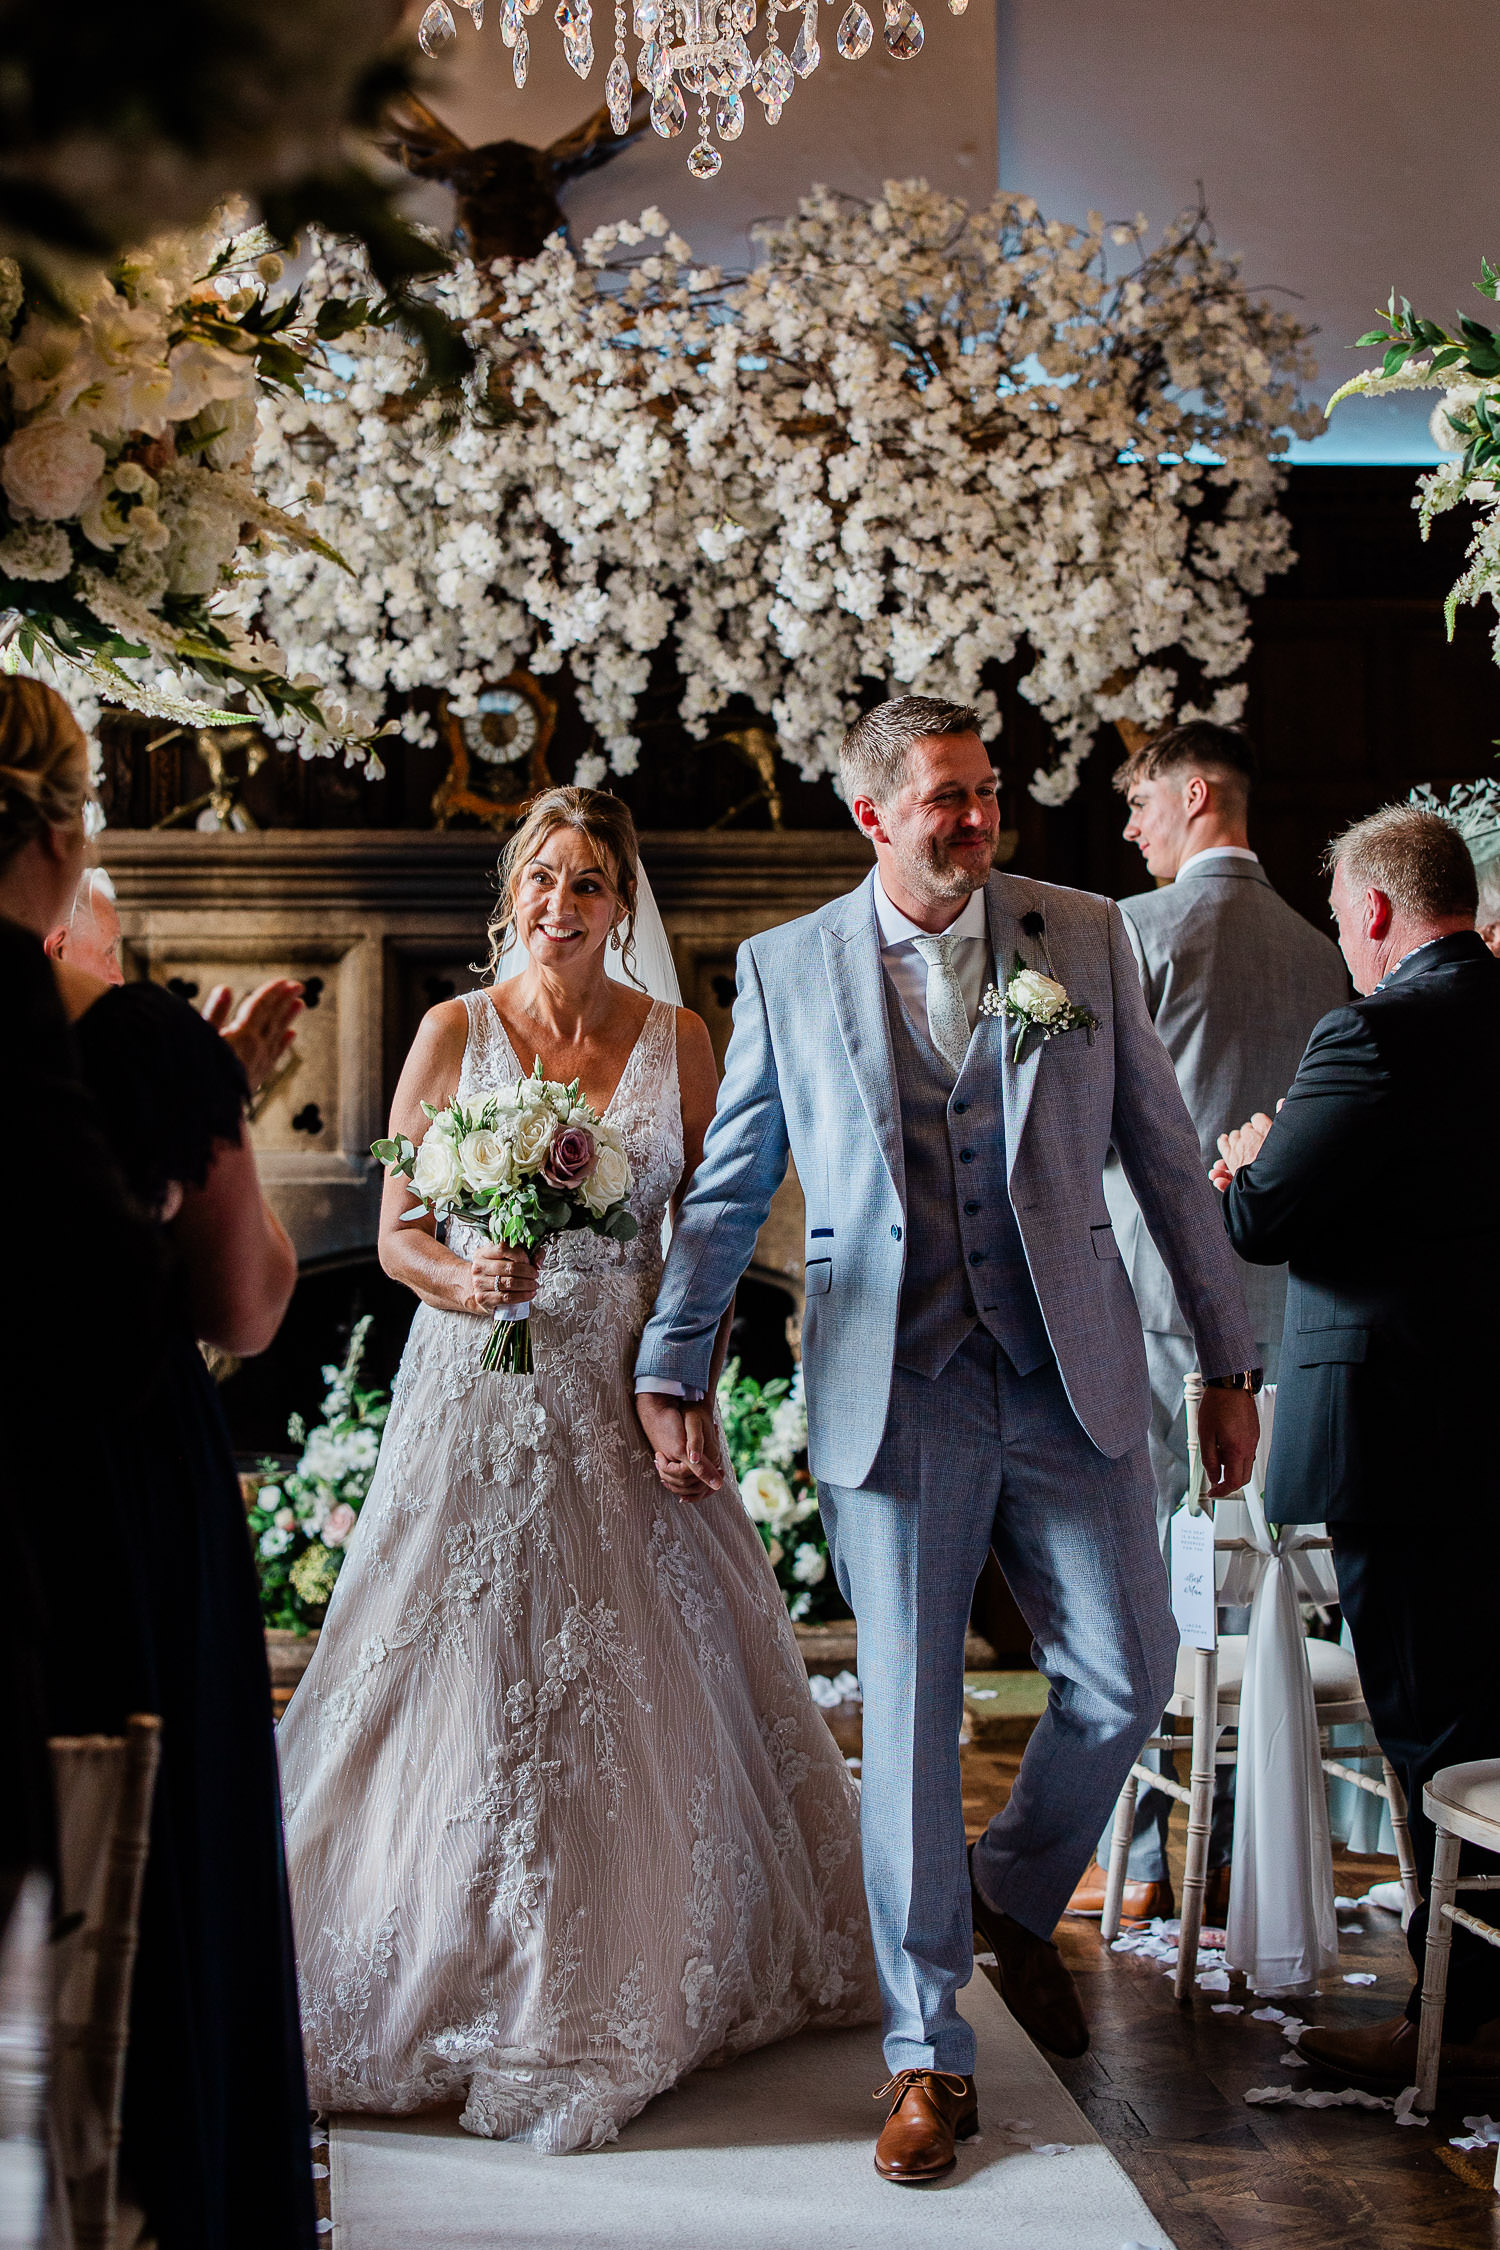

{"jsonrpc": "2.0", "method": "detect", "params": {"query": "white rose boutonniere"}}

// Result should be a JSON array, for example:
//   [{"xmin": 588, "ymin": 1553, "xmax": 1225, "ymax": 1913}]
[{"xmin": 994, "ymin": 947, "xmax": 1099, "ymax": 1062}]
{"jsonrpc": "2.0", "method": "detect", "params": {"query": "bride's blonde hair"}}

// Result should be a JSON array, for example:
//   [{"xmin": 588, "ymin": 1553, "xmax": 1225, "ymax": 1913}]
[{"xmin": 484, "ymin": 787, "xmax": 643, "ymax": 985}]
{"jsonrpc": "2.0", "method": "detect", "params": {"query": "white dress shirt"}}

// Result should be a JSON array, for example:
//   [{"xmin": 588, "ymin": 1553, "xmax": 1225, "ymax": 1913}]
[
  {"xmin": 1175, "ymin": 845, "xmax": 1260, "ymax": 880},
  {"xmin": 872, "ymin": 876, "xmax": 991, "ymax": 1034}
]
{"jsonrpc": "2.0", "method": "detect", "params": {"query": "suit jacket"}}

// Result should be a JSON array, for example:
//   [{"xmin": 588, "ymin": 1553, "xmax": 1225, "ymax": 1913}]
[
  {"xmin": 637, "ymin": 868, "xmax": 1256, "ymax": 1489},
  {"xmin": 1222, "ymin": 931, "xmax": 1500, "ymax": 1522},
  {"xmin": 1104, "ymin": 857, "xmax": 1349, "ymax": 1343}
]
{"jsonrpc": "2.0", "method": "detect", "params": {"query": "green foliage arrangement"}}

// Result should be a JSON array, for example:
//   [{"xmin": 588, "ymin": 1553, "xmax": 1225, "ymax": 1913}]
[{"xmin": 716, "ymin": 1358, "xmax": 847, "ymax": 1625}]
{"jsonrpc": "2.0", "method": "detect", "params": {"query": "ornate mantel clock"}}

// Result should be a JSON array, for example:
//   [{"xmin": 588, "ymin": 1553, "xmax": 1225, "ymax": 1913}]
[{"xmin": 432, "ymin": 672, "xmax": 556, "ymax": 831}]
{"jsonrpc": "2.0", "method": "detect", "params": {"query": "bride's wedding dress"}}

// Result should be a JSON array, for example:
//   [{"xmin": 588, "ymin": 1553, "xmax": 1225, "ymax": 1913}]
[{"xmin": 278, "ymin": 991, "xmax": 877, "ymax": 2152}]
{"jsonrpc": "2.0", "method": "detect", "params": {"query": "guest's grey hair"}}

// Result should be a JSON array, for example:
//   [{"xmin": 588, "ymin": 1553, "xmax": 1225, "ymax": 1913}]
[
  {"xmin": 1326, "ymin": 803, "xmax": 1478, "ymax": 924},
  {"xmin": 838, "ymin": 696, "xmax": 983, "ymax": 811},
  {"xmin": 1476, "ymin": 855, "xmax": 1500, "ymax": 929}
]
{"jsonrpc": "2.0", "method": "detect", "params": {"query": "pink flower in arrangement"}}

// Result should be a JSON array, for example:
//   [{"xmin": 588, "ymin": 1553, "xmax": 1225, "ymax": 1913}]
[
  {"xmin": 543, "ymin": 1123, "xmax": 596, "ymax": 1189},
  {"xmin": 323, "ymin": 1503, "xmax": 358, "ymax": 1549}
]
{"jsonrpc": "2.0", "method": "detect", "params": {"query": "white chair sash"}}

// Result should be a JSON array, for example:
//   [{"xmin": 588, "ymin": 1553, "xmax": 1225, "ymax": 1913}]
[{"xmin": 1215, "ymin": 1390, "xmax": 1340, "ymax": 1996}]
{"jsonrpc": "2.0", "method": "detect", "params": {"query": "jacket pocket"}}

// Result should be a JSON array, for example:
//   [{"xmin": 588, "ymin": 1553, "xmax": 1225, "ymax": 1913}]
[
  {"xmin": 804, "ymin": 1258, "xmax": 832, "ymax": 1296},
  {"xmin": 1090, "ymin": 1223, "xmax": 1120, "ymax": 1261},
  {"xmin": 1296, "ymin": 1328, "xmax": 1369, "ymax": 1366}
]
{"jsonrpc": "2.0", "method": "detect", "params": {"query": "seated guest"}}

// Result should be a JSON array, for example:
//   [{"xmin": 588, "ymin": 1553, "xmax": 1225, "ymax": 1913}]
[
  {"xmin": 1215, "ymin": 803, "xmax": 1500, "ymax": 2087},
  {"xmin": 1069, "ymin": 721, "xmax": 1348, "ymax": 1925},
  {"xmin": 0, "ymin": 678, "xmax": 316, "ymax": 2250}
]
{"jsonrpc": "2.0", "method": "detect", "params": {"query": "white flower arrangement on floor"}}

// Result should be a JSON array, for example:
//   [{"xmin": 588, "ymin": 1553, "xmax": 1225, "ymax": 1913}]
[
  {"xmin": 1328, "ymin": 260, "xmax": 1500, "ymax": 674},
  {"xmin": 0, "ymin": 209, "xmax": 395, "ymax": 761},
  {"xmin": 252, "ymin": 182, "xmax": 1318, "ymax": 803},
  {"xmin": 247, "ymin": 1316, "xmax": 390, "ymax": 1629}
]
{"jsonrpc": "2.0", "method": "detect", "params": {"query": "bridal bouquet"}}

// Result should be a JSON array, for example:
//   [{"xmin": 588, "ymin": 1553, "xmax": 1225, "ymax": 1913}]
[{"xmin": 372, "ymin": 1065, "xmax": 638, "ymax": 1374}]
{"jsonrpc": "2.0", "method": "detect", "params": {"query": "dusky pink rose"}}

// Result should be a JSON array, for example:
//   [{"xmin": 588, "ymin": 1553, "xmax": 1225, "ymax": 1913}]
[
  {"xmin": 542, "ymin": 1123, "xmax": 596, "ymax": 1189},
  {"xmin": 323, "ymin": 1503, "xmax": 358, "ymax": 1549}
]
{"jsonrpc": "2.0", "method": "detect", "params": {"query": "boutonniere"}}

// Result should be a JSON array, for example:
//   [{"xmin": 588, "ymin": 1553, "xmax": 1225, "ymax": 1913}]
[{"xmin": 991, "ymin": 913, "xmax": 1099, "ymax": 1062}]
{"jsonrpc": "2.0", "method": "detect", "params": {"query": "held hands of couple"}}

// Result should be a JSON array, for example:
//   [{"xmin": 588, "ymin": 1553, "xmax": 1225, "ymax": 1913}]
[{"xmin": 635, "ymin": 1392, "xmax": 724, "ymax": 1505}]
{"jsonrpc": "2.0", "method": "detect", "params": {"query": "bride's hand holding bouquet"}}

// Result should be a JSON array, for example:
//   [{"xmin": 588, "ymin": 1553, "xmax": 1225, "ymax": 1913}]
[{"xmin": 374, "ymin": 1062, "xmax": 638, "ymax": 1374}]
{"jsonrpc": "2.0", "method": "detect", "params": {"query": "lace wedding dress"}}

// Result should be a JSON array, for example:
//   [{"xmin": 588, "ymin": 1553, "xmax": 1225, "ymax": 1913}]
[{"xmin": 278, "ymin": 991, "xmax": 877, "ymax": 2152}]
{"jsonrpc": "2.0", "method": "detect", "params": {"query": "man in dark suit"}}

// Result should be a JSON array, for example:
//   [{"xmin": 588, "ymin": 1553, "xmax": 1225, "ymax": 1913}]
[{"xmin": 1216, "ymin": 802, "xmax": 1500, "ymax": 2087}]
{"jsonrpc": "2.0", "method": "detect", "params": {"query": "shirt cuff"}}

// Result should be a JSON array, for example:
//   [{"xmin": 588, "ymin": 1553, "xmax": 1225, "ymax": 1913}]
[{"xmin": 635, "ymin": 1377, "xmax": 705, "ymax": 1401}]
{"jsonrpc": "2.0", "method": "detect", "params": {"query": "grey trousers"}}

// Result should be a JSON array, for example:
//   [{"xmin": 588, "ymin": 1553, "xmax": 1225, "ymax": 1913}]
[
  {"xmin": 819, "ymin": 1334, "xmax": 1177, "ymax": 2075},
  {"xmin": 1097, "ymin": 1328, "xmax": 1282, "ymax": 1883}
]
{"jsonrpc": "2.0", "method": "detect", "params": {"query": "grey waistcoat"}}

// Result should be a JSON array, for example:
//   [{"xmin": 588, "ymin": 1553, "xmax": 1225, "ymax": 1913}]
[{"xmin": 885, "ymin": 979, "xmax": 1052, "ymax": 1381}]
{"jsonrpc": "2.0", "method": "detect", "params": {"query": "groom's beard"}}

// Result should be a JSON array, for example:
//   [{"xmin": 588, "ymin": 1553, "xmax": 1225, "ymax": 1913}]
[{"xmin": 898, "ymin": 831, "xmax": 995, "ymax": 903}]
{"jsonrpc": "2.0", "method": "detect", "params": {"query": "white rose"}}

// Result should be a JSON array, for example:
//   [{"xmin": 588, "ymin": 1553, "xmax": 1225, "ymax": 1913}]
[
  {"xmin": 459, "ymin": 1127, "xmax": 517, "ymax": 1192},
  {"xmin": 581, "ymin": 1138, "xmax": 631, "ymax": 1215},
  {"xmin": 740, "ymin": 1465, "xmax": 795, "ymax": 1531},
  {"xmin": 514, "ymin": 1074, "xmax": 553, "ymax": 1111},
  {"xmin": 1, "ymin": 419, "xmax": 104, "ymax": 521},
  {"xmin": 410, "ymin": 1132, "xmax": 463, "ymax": 1204},
  {"xmin": 1008, "ymin": 968, "xmax": 1070, "ymax": 1021},
  {"xmin": 511, "ymin": 1107, "xmax": 557, "ymax": 1173},
  {"xmin": 426, "ymin": 1107, "xmax": 460, "ymax": 1142}
]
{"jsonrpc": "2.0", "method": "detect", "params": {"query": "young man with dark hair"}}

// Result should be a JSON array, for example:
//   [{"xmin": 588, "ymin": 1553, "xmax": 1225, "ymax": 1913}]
[{"xmin": 1066, "ymin": 721, "xmax": 1348, "ymax": 1924}]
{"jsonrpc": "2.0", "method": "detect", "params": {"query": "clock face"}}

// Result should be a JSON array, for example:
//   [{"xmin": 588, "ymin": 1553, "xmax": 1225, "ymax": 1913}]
[{"xmin": 463, "ymin": 687, "xmax": 539, "ymax": 768}]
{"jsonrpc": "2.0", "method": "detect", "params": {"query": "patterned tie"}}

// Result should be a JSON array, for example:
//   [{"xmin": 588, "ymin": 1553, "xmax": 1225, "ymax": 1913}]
[{"xmin": 911, "ymin": 933, "xmax": 972, "ymax": 1076}]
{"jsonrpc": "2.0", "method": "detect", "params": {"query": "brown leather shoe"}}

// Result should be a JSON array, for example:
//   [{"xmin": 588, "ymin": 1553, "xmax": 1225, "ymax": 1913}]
[
  {"xmin": 970, "ymin": 1847, "xmax": 1089, "ymax": 2058},
  {"xmin": 1064, "ymin": 1863, "xmax": 1174, "ymax": 1925},
  {"xmin": 872, "ymin": 2069, "xmax": 978, "ymax": 2183},
  {"xmin": 1297, "ymin": 2013, "xmax": 1500, "ymax": 2091}
]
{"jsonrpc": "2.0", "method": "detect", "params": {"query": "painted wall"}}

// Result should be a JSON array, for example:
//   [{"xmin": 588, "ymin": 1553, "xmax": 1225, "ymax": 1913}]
[{"xmin": 996, "ymin": 0, "xmax": 1500, "ymax": 464}]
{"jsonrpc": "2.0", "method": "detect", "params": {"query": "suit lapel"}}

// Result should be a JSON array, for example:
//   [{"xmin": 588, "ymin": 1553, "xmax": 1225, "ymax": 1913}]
[
  {"xmin": 984, "ymin": 875, "xmax": 1044, "ymax": 1177},
  {"xmin": 822, "ymin": 874, "xmax": 906, "ymax": 1206}
]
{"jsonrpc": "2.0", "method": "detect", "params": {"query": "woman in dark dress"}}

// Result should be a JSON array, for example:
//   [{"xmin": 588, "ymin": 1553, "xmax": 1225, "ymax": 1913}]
[{"xmin": 0, "ymin": 680, "xmax": 314, "ymax": 2250}]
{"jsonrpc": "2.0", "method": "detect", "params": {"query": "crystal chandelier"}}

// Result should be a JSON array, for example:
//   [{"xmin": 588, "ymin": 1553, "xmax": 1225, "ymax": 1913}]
[{"xmin": 417, "ymin": 0, "xmax": 968, "ymax": 180}]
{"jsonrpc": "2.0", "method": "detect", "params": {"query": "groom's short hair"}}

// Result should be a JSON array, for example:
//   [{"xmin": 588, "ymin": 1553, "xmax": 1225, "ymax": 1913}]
[{"xmin": 839, "ymin": 697, "xmax": 982, "ymax": 808}]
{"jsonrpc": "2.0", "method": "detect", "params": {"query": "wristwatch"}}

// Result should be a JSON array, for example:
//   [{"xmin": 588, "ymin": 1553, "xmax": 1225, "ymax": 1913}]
[{"xmin": 1203, "ymin": 1368, "xmax": 1264, "ymax": 1394}]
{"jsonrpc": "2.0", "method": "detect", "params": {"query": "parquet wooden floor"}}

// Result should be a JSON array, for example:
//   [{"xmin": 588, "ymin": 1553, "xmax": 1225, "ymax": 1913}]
[{"xmin": 963, "ymin": 1735, "xmax": 1500, "ymax": 2250}]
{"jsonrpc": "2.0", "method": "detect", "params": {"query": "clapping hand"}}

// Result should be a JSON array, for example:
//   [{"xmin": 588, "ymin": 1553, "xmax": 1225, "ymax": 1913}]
[
  {"xmin": 635, "ymin": 1393, "xmax": 724, "ymax": 1504},
  {"xmin": 203, "ymin": 978, "xmax": 304, "ymax": 1095},
  {"xmin": 1209, "ymin": 1101, "xmax": 1282, "ymax": 1191}
]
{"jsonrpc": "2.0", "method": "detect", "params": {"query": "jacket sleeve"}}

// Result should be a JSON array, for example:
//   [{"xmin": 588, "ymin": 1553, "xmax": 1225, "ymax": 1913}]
[
  {"xmin": 1221, "ymin": 1004, "xmax": 1389, "ymax": 1267},
  {"xmin": 634, "ymin": 938, "xmax": 792, "ymax": 1392},
  {"xmin": 1104, "ymin": 900, "xmax": 1257, "ymax": 1372}
]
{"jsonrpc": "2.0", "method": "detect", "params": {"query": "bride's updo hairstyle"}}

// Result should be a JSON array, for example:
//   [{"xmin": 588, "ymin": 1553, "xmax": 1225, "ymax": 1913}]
[
  {"xmin": 0, "ymin": 679, "xmax": 89, "ymax": 872},
  {"xmin": 485, "ymin": 786, "xmax": 644, "ymax": 986}
]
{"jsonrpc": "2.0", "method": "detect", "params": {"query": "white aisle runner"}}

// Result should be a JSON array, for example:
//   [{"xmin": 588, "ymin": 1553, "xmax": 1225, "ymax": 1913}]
[{"xmin": 330, "ymin": 1970, "xmax": 1173, "ymax": 2250}]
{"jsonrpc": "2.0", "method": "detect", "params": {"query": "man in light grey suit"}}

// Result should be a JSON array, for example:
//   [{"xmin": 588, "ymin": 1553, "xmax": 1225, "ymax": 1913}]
[
  {"xmin": 635, "ymin": 699, "xmax": 1260, "ymax": 2185},
  {"xmin": 1067, "ymin": 721, "xmax": 1349, "ymax": 1923}
]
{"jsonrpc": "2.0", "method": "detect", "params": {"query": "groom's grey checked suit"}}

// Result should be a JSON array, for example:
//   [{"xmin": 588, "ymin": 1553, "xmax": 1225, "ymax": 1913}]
[{"xmin": 636, "ymin": 866, "xmax": 1256, "ymax": 2075}]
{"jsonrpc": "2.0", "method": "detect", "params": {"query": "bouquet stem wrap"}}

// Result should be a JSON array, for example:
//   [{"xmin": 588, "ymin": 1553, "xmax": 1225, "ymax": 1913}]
[{"xmin": 483, "ymin": 1297, "xmax": 534, "ymax": 1375}]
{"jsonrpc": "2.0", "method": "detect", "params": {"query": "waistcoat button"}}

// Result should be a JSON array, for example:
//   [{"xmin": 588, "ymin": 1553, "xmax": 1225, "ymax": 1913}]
[
  {"xmin": 959, "ymin": 1149, "xmax": 975, "ymax": 1163},
  {"xmin": 964, "ymin": 1200, "xmax": 981, "ymax": 1214},
  {"xmin": 952, "ymin": 1099, "xmax": 969, "ymax": 1114},
  {"xmin": 891, "ymin": 1224, "xmax": 903, "ymax": 1240},
  {"xmin": 969, "ymin": 1250, "xmax": 986, "ymax": 1266}
]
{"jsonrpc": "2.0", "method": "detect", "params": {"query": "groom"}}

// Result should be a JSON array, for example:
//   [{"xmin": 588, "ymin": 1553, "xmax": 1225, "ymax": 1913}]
[{"xmin": 635, "ymin": 699, "xmax": 1259, "ymax": 2182}]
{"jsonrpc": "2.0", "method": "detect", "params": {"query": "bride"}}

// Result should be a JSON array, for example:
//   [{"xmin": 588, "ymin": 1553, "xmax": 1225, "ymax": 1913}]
[{"xmin": 278, "ymin": 787, "xmax": 876, "ymax": 2152}]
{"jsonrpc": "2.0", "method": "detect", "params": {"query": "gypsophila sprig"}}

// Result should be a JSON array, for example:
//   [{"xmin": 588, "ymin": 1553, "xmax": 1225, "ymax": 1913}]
[
  {"xmin": 1328, "ymin": 261, "xmax": 1500, "ymax": 671},
  {"xmin": 252, "ymin": 186, "xmax": 1317, "ymax": 801},
  {"xmin": 373, "ymin": 1063, "xmax": 638, "ymax": 1375},
  {"xmin": 246, "ymin": 1315, "xmax": 388, "ymax": 1631},
  {"xmin": 0, "ymin": 209, "xmax": 399, "ymax": 763}
]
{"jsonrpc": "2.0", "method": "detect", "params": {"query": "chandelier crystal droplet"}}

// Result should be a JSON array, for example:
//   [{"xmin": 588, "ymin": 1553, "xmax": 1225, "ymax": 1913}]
[{"xmin": 433, "ymin": 0, "xmax": 963, "ymax": 174}]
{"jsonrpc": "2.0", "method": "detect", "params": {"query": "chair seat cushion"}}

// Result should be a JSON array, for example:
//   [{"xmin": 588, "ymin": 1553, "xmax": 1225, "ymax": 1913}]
[
  {"xmin": 1170, "ymin": 1635, "xmax": 1361, "ymax": 1710},
  {"xmin": 1425, "ymin": 1760, "xmax": 1500, "ymax": 1838}
]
